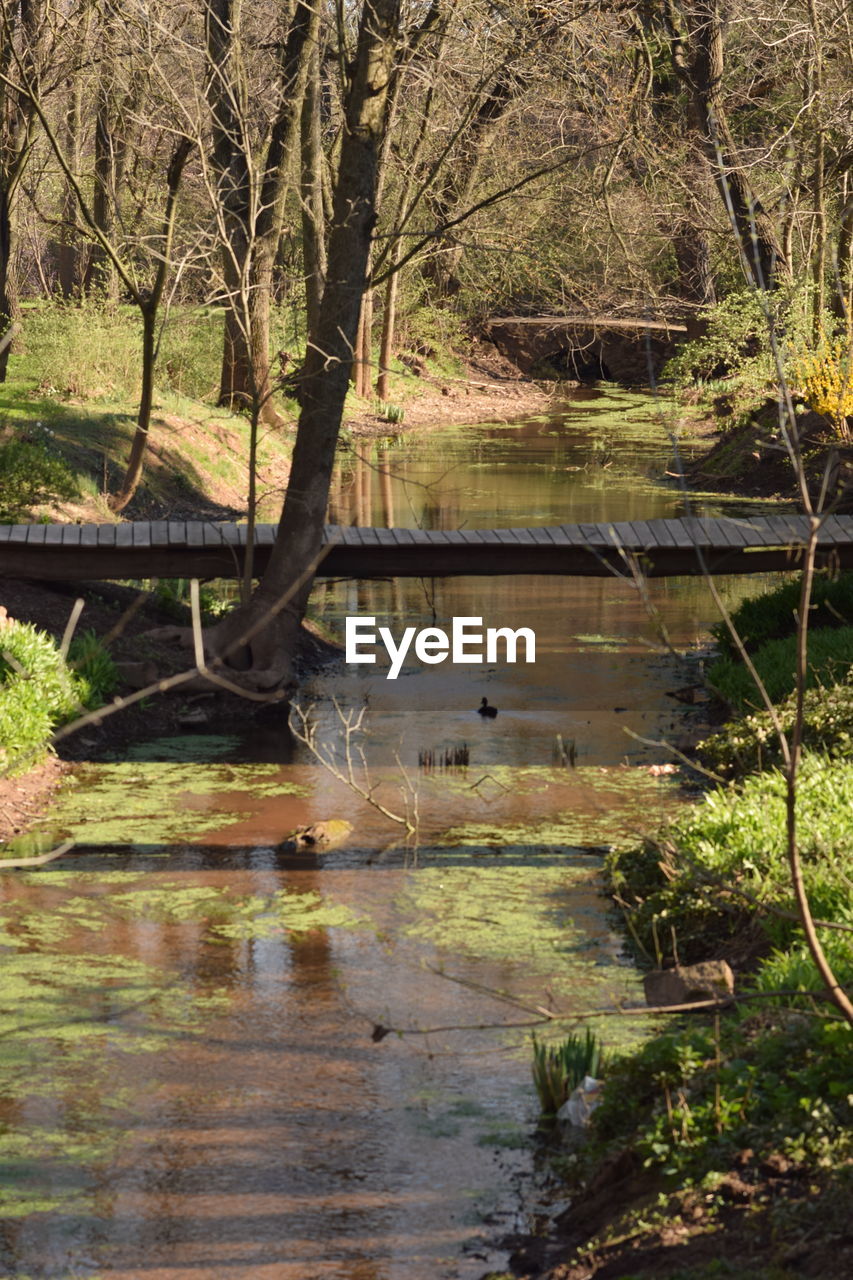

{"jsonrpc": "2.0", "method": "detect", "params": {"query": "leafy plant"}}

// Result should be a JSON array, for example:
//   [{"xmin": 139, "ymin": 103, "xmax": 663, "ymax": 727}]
[
  {"xmin": 0, "ymin": 439, "xmax": 79, "ymax": 521},
  {"xmin": 700, "ymin": 679, "xmax": 853, "ymax": 776},
  {"xmin": 374, "ymin": 400, "xmax": 405, "ymax": 424},
  {"xmin": 0, "ymin": 621, "xmax": 87, "ymax": 771},
  {"xmin": 606, "ymin": 754, "xmax": 853, "ymax": 967},
  {"xmin": 532, "ymin": 1028, "xmax": 608, "ymax": 1116},
  {"xmin": 592, "ymin": 1015, "xmax": 852, "ymax": 1181},
  {"xmin": 68, "ymin": 630, "xmax": 118, "ymax": 703},
  {"xmin": 793, "ymin": 326, "xmax": 853, "ymax": 437}
]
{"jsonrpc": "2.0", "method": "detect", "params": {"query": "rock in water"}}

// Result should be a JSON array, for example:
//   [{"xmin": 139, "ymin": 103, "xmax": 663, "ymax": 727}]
[{"xmin": 287, "ymin": 820, "xmax": 353, "ymax": 851}]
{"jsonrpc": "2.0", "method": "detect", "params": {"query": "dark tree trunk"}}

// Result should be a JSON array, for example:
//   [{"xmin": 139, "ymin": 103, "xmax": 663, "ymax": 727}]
[
  {"xmin": 109, "ymin": 138, "xmax": 193, "ymax": 514},
  {"xmin": 300, "ymin": 36, "xmax": 327, "ymax": 347},
  {"xmin": 57, "ymin": 75, "xmax": 84, "ymax": 297},
  {"xmin": 423, "ymin": 68, "xmax": 520, "ymax": 299},
  {"xmin": 831, "ymin": 193, "xmax": 853, "ymax": 323},
  {"xmin": 0, "ymin": 187, "xmax": 14, "ymax": 383},
  {"xmin": 0, "ymin": 0, "xmax": 45, "ymax": 376}
]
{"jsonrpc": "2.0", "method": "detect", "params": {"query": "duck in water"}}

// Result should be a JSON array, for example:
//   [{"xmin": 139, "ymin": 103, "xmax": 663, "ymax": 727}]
[{"xmin": 478, "ymin": 696, "xmax": 498, "ymax": 718}]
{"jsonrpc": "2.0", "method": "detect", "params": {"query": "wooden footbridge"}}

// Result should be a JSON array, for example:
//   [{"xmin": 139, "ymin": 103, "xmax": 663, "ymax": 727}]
[{"xmin": 2, "ymin": 515, "xmax": 853, "ymax": 581}]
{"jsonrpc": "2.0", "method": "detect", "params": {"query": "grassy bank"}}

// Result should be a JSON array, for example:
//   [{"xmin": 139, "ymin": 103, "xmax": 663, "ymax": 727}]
[
  {"xmin": 0, "ymin": 299, "xmax": 484, "ymax": 524},
  {"xmin": 532, "ymin": 574, "xmax": 853, "ymax": 1279},
  {"xmin": 0, "ymin": 301, "xmax": 302, "ymax": 521}
]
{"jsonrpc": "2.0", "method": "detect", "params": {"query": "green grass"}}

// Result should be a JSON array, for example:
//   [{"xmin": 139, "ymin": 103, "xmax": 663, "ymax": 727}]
[
  {"xmin": 707, "ymin": 625, "xmax": 853, "ymax": 712},
  {"xmin": 712, "ymin": 571, "xmax": 853, "ymax": 658},
  {"xmin": 606, "ymin": 753, "xmax": 853, "ymax": 972},
  {"xmin": 0, "ymin": 300, "xmax": 302, "ymax": 514}
]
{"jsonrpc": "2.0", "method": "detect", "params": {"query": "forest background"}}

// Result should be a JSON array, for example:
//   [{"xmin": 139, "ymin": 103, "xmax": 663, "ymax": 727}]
[{"xmin": 0, "ymin": 0, "xmax": 851, "ymax": 681}]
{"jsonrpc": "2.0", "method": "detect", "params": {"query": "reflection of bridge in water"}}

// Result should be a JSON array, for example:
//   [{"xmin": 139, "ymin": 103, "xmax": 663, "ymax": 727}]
[{"xmin": 2, "ymin": 515, "xmax": 852, "ymax": 580}]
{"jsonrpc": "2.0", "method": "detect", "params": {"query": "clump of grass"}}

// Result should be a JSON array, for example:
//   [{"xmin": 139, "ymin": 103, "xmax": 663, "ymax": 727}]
[
  {"xmin": 68, "ymin": 630, "xmax": 118, "ymax": 702},
  {"xmin": 711, "ymin": 571, "xmax": 853, "ymax": 659},
  {"xmin": 0, "ymin": 438, "xmax": 79, "ymax": 521},
  {"xmin": 374, "ymin": 399, "xmax": 405, "ymax": 424},
  {"xmin": 532, "ymin": 1028, "xmax": 608, "ymax": 1117}
]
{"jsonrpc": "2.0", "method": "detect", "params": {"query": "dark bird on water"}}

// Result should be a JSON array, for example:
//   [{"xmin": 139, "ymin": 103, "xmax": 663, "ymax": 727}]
[{"xmin": 478, "ymin": 697, "xmax": 498, "ymax": 718}]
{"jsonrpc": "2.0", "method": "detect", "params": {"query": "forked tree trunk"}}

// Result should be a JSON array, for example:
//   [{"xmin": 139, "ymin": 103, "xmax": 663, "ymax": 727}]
[
  {"xmin": 206, "ymin": 0, "xmax": 317, "ymax": 426},
  {"xmin": 678, "ymin": 0, "xmax": 789, "ymax": 290},
  {"xmin": 211, "ymin": 0, "xmax": 401, "ymax": 686},
  {"xmin": 109, "ymin": 138, "xmax": 193, "ymax": 513}
]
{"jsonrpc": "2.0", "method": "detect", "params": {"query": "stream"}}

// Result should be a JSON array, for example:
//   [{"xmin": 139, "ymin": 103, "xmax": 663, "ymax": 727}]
[{"xmin": 0, "ymin": 391, "xmax": 779, "ymax": 1278}]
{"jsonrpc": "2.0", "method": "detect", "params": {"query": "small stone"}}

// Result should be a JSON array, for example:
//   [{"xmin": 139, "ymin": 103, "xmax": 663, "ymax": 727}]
[
  {"xmin": 115, "ymin": 660, "xmax": 158, "ymax": 690},
  {"xmin": 643, "ymin": 960, "xmax": 735, "ymax": 1007}
]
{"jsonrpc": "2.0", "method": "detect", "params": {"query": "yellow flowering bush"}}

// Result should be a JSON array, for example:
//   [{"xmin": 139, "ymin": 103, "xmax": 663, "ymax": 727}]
[{"xmin": 794, "ymin": 329, "xmax": 853, "ymax": 437}]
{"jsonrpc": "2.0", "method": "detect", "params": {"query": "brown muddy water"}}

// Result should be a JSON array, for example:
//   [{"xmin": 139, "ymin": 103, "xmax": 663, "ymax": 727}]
[{"xmin": 0, "ymin": 391, "xmax": 784, "ymax": 1278}]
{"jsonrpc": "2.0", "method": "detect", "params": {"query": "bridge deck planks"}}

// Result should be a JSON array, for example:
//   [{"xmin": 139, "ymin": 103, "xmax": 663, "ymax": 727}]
[{"xmin": 4, "ymin": 514, "xmax": 853, "ymax": 581}]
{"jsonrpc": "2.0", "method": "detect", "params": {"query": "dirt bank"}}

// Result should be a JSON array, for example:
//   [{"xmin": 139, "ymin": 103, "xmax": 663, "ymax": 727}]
[
  {"xmin": 0, "ymin": 756, "xmax": 71, "ymax": 845},
  {"xmin": 347, "ymin": 338, "xmax": 560, "ymax": 435}
]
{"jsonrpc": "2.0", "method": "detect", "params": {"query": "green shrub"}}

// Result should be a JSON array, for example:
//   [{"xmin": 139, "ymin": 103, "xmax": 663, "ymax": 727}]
[
  {"xmin": 701, "ymin": 679, "xmax": 853, "ymax": 776},
  {"xmin": 707, "ymin": 626, "xmax": 853, "ymax": 712},
  {"xmin": 663, "ymin": 284, "xmax": 820, "ymax": 428},
  {"xmin": 21, "ymin": 299, "xmax": 142, "ymax": 401},
  {"xmin": 712, "ymin": 572, "xmax": 853, "ymax": 659},
  {"xmin": 0, "ymin": 621, "xmax": 87, "ymax": 771},
  {"xmin": 0, "ymin": 439, "xmax": 79, "ymax": 521},
  {"xmin": 532, "ymin": 1028, "xmax": 608, "ymax": 1117}
]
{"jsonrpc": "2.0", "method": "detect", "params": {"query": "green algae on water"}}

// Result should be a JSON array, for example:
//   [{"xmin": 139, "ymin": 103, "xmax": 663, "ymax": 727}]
[
  {"xmin": 211, "ymin": 888, "xmax": 366, "ymax": 941},
  {"xmin": 49, "ymin": 760, "xmax": 309, "ymax": 844}
]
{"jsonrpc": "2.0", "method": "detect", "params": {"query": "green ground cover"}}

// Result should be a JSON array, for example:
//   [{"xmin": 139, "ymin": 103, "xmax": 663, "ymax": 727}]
[{"xmin": 559, "ymin": 570, "xmax": 853, "ymax": 1267}]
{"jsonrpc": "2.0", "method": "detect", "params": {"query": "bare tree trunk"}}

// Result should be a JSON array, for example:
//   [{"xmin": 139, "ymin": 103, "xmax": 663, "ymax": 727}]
[
  {"xmin": 671, "ymin": 0, "xmax": 789, "ymax": 290},
  {"xmin": 0, "ymin": 187, "xmax": 15, "ymax": 382},
  {"xmin": 300, "ymin": 35, "xmax": 326, "ymax": 346},
  {"xmin": 423, "ymin": 67, "xmax": 520, "ymax": 299},
  {"xmin": 57, "ymin": 74, "xmax": 83, "ymax": 297},
  {"xmin": 109, "ymin": 138, "xmax": 193, "ymax": 513},
  {"xmin": 85, "ymin": 85, "xmax": 118, "ymax": 300},
  {"xmin": 376, "ymin": 260, "xmax": 399, "ymax": 400},
  {"xmin": 211, "ymin": 0, "xmax": 401, "ymax": 686},
  {"xmin": 831, "ymin": 191, "xmax": 853, "ymax": 323},
  {"xmin": 355, "ymin": 281, "xmax": 373, "ymax": 397},
  {"xmin": 206, "ymin": 0, "xmax": 317, "ymax": 425},
  {"xmin": 0, "ymin": 0, "xmax": 45, "ymax": 378}
]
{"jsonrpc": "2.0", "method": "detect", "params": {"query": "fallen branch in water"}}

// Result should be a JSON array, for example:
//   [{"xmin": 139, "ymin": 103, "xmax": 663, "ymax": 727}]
[{"xmin": 0, "ymin": 839, "xmax": 75, "ymax": 870}]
